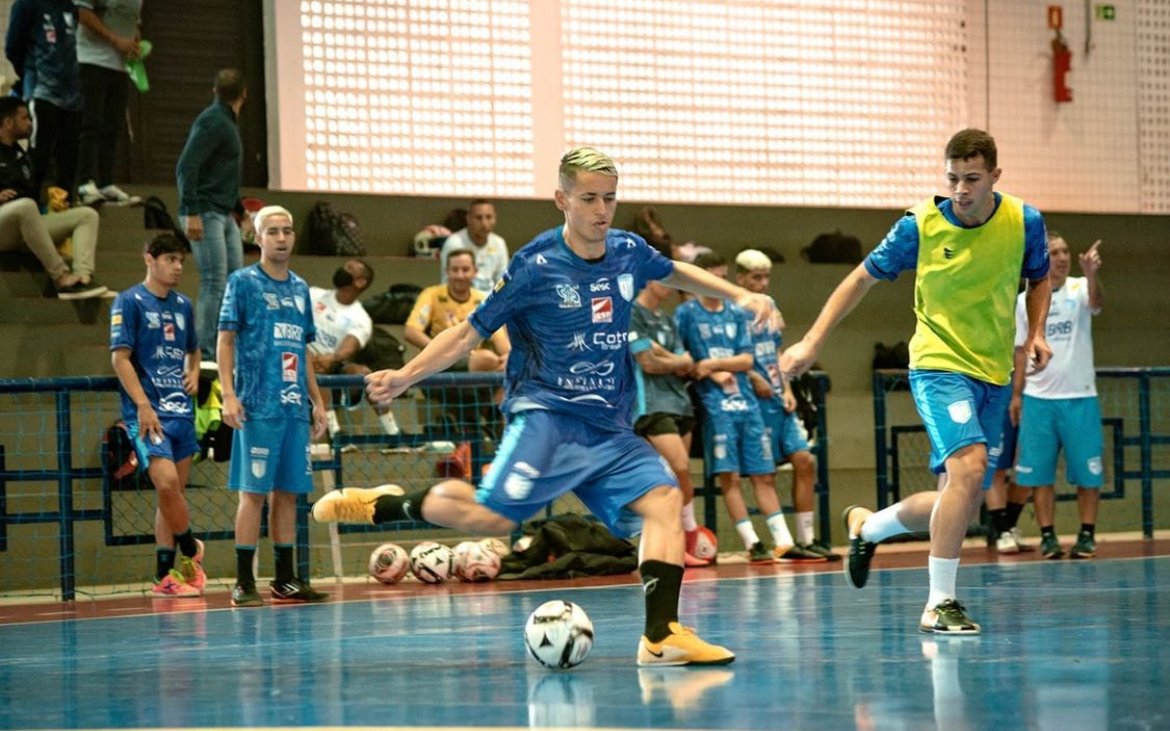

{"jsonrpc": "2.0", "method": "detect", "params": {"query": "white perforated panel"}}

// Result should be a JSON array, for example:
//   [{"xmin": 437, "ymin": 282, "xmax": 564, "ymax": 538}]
[{"xmin": 1137, "ymin": 0, "xmax": 1170, "ymax": 213}]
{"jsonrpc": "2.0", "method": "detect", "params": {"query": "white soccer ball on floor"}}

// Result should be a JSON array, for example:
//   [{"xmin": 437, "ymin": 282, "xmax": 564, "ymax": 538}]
[
  {"xmin": 479, "ymin": 537, "xmax": 510, "ymax": 558},
  {"xmin": 453, "ymin": 540, "xmax": 502, "ymax": 582},
  {"xmin": 368, "ymin": 542, "xmax": 410, "ymax": 585},
  {"xmin": 524, "ymin": 600, "xmax": 594, "ymax": 669},
  {"xmin": 691, "ymin": 526, "xmax": 719, "ymax": 561},
  {"xmin": 409, "ymin": 541, "xmax": 454, "ymax": 584}
]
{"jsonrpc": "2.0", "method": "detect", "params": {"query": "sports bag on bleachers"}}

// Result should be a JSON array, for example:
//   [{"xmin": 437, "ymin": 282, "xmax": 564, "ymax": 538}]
[{"xmin": 306, "ymin": 200, "xmax": 367, "ymax": 256}]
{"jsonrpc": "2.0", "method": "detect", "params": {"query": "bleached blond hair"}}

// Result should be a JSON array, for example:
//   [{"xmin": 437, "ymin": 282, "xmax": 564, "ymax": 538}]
[
  {"xmin": 559, "ymin": 147, "xmax": 618, "ymax": 190},
  {"xmin": 254, "ymin": 205, "xmax": 294, "ymax": 231},
  {"xmin": 735, "ymin": 248, "xmax": 773, "ymax": 272}
]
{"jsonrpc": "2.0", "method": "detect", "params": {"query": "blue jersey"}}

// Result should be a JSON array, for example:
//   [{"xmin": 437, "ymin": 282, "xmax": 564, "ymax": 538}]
[
  {"xmin": 218, "ymin": 264, "xmax": 316, "ymax": 421},
  {"xmin": 746, "ymin": 309, "xmax": 784, "ymax": 403},
  {"xmin": 468, "ymin": 226, "xmax": 673, "ymax": 432},
  {"xmin": 674, "ymin": 299, "xmax": 758, "ymax": 417},
  {"xmin": 109, "ymin": 283, "xmax": 198, "ymax": 423}
]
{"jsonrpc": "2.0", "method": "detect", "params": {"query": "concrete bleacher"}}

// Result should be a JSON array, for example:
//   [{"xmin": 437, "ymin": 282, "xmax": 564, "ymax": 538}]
[{"xmin": 1, "ymin": 188, "xmax": 1166, "ymax": 541}]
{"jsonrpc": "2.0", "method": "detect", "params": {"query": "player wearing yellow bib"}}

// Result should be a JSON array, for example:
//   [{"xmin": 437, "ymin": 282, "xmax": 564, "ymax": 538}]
[{"xmin": 781, "ymin": 129, "xmax": 1053, "ymax": 635}]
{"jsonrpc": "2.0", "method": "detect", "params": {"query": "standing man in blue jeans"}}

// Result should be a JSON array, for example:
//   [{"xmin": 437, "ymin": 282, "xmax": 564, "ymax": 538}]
[{"xmin": 177, "ymin": 68, "xmax": 248, "ymax": 359}]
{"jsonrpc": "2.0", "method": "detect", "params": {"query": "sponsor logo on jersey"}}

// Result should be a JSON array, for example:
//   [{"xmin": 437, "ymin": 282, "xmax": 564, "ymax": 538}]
[
  {"xmin": 280, "ymin": 384, "xmax": 303, "ymax": 405},
  {"xmin": 570, "ymin": 360, "xmax": 616, "ymax": 376},
  {"xmin": 282, "ymin": 352, "xmax": 298, "ymax": 382},
  {"xmin": 567, "ymin": 333, "xmax": 591, "ymax": 351},
  {"xmin": 145, "ymin": 312, "xmax": 161, "ymax": 329},
  {"xmin": 274, "ymin": 322, "xmax": 304, "ymax": 341},
  {"xmin": 163, "ymin": 323, "xmax": 175, "ymax": 341},
  {"xmin": 592, "ymin": 331, "xmax": 628, "ymax": 350},
  {"xmin": 111, "ymin": 313, "xmax": 122, "ymax": 326},
  {"xmin": 294, "ymin": 295, "xmax": 305, "ymax": 314},
  {"xmin": 590, "ymin": 278, "xmax": 610, "ymax": 292},
  {"xmin": 591, "ymin": 297, "xmax": 612, "ymax": 323}
]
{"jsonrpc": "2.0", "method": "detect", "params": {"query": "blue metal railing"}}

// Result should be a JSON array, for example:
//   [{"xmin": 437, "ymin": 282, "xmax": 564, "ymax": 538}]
[{"xmin": 872, "ymin": 367, "xmax": 1169, "ymax": 538}]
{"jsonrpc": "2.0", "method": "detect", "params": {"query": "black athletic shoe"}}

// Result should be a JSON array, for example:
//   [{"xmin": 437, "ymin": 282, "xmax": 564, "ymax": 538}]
[
  {"xmin": 231, "ymin": 583, "xmax": 264, "ymax": 608},
  {"xmin": 919, "ymin": 598, "xmax": 981, "ymax": 635},
  {"xmin": 806, "ymin": 540, "xmax": 843, "ymax": 562},
  {"xmin": 270, "ymin": 578, "xmax": 329, "ymax": 604},
  {"xmin": 842, "ymin": 505, "xmax": 877, "ymax": 589}
]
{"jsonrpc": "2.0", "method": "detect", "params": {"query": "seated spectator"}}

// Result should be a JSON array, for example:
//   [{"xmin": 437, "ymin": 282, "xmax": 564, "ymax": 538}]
[
  {"xmin": 0, "ymin": 96, "xmax": 104, "ymax": 298},
  {"xmin": 307, "ymin": 258, "xmax": 398, "ymax": 436},
  {"xmin": 439, "ymin": 199, "xmax": 508, "ymax": 294},
  {"xmin": 406, "ymin": 248, "xmax": 509, "ymax": 438},
  {"xmin": 405, "ymin": 248, "xmax": 509, "ymax": 371}
]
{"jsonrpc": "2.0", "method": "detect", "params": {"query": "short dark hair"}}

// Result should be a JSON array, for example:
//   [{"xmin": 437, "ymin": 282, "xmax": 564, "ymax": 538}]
[
  {"xmin": 468, "ymin": 198, "xmax": 493, "ymax": 211},
  {"xmin": 692, "ymin": 251, "xmax": 727, "ymax": 271},
  {"xmin": 446, "ymin": 248, "xmax": 476, "ymax": 267},
  {"xmin": 145, "ymin": 233, "xmax": 189, "ymax": 257},
  {"xmin": 214, "ymin": 68, "xmax": 246, "ymax": 103},
  {"xmin": 0, "ymin": 96, "xmax": 27, "ymax": 122},
  {"xmin": 945, "ymin": 128, "xmax": 997, "ymax": 170},
  {"xmin": 352, "ymin": 258, "xmax": 374, "ymax": 285}
]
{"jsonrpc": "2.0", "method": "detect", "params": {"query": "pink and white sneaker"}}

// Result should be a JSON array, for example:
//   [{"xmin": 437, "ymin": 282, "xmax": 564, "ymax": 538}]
[{"xmin": 152, "ymin": 570, "xmax": 201, "ymax": 598}]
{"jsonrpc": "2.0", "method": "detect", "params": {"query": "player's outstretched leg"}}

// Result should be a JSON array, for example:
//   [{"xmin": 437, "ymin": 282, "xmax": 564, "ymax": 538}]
[
  {"xmin": 843, "ymin": 504, "xmax": 877, "ymax": 589},
  {"xmin": 311, "ymin": 484, "xmax": 406, "ymax": 524}
]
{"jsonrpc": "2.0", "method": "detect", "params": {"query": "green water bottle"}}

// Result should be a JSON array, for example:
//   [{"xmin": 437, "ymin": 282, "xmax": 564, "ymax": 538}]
[{"xmin": 125, "ymin": 39, "xmax": 152, "ymax": 93}]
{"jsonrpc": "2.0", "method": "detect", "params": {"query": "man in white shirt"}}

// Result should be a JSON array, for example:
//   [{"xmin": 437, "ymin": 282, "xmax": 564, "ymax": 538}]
[
  {"xmin": 439, "ymin": 199, "xmax": 508, "ymax": 293},
  {"xmin": 308, "ymin": 259, "xmax": 397, "ymax": 435},
  {"xmin": 1013, "ymin": 233, "xmax": 1104, "ymax": 559}
]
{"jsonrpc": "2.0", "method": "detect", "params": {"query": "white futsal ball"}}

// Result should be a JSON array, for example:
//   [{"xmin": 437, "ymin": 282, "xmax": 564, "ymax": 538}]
[
  {"xmin": 479, "ymin": 537, "xmax": 509, "ymax": 558},
  {"xmin": 409, "ymin": 541, "xmax": 454, "ymax": 584},
  {"xmin": 453, "ymin": 540, "xmax": 502, "ymax": 582},
  {"xmin": 368, "ymin": 542, "xmax": 410, "ymax": 584},
  {"xmin": 524, "ymin": 600, "xmax": 594, "ymax": 669}
]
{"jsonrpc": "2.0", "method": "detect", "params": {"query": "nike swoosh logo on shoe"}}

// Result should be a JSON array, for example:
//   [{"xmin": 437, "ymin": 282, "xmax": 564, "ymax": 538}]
[{"xmin": 646, "ymin": 647, "xmax": 664, "ymax": 658}]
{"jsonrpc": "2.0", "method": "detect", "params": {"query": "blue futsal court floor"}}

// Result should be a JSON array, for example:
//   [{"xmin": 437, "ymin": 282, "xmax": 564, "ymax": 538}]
[{"xmin": 2, "ymin": 547, "xmax": 1168, "ymax": 731}]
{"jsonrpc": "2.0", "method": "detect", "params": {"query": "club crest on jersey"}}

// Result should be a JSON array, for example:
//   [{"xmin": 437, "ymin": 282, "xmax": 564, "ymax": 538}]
[
  {"xmin": 264, "ymin": 293, "xmax": 279, "ymax": 309},
  {"xmin": 591, "ymin": 297, "xmax": 613, "ymax": 323},
  {"xmin": 282, "ymin": 352, "xmax": 298, "ymax": 382},
  {"xmin": 556, "ymin": 284, "xmax": 581, "ymax": 308},
  {"xmin": 618, "ymin": 274, "xmax": 635, "ymax": 302},
  {"xmin": 175, "ymin": 313, "xmax": 185, "ymax": 330},
  {"xmin": 145, "ymin": 312, "xmax": 160, "ymax": 329},
  {"xmin": 294, "ymin": 295, "xmax": 305, "ymax": 314}
]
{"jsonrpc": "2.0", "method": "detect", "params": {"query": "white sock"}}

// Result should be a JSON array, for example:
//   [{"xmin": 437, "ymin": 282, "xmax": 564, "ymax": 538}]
[
  {"xmin": 927, "ymin": 556, "xmax": 960, "ymax": 608},
  {"xmin": 795, "ymin": 511, "xmax": 815, "ymax": 545},
  {"xmin": 860, "ymin": 506, "xmax": 911, "ymax": 543},
  {"xmin": 735, "ymin": 518, "xmax": 760, "ymax": 550},
  {"xmin": 378, "ymin": 410, "xmax": 400, "ymax": 435},
  {"xmin": 765, "ymin": 511, "xmax": 794, "ymax": 549},
  {"xmin": 681, "ymin": 502, "xmax": 698, "ymax": 532},
  {"xmin": 326, "ymin": 409, "xmax": 341, "ymax": 437}
]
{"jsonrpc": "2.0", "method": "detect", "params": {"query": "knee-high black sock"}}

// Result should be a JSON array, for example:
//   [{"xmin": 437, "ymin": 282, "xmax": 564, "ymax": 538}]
[
  {"xmin": 156, "ymin": 548, "xmax": 176, "ymax": 581},
  {"xmin": 236, "ymin": 546, "xmax": 257, "ymax": 587},
  {"xmin": 174, "ymin": 529, "xmax": 198, "ymax": 559},
  {"xmin": 1005, "ymin": 501, "xmax": 1026, "ymax": 529},
  {"xmin": 373, "ymin": 487, "xmax": 436, "ymax": 525},
  {"xmin": 274, "ymin": 544, "xmax": 295, "ymax": 583},
  {"xmin": 640, "ymin": 560, "xmax": 684, "ymax": 642},
  {"xmin": 990, "ymin": 508, "xmax": 1010, "ymax": 534}
]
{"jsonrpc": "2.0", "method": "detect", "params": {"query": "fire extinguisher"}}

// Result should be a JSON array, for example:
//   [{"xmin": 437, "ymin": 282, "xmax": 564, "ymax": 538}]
[{"xmin": 1052, "ymin": 33, "xmax": 1073, "ymax": 103}]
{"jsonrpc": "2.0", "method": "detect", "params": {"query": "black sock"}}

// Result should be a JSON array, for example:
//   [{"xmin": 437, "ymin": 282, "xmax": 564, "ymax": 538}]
[
  {"xmin": 174, "ymin": 530, "xmax": 198, "ymax": 559},
  {"xmin": 156, "ymin": 548, "xmax": 176, "ymax": 580},
  {"xmin": 990, "ymin": 508, "xmax": 1010, "ymax": 534},
  {"xmin": 274, "ymin": 544, "xmax": 295, "ymax": 583},
  {"xmin": 373, "ymin": 487, "xmax": 436, "ymax": 525},
  {"xmin": 236, "ymin": 546, "xmax": 257, "ymax": 587},
  {"xmin": 1005, "ymin": 501, "xmax": 1026, "ymax": 528},
  {"xmin": 1080, "ymin": 523, "xmax": 1095, "ymax": 537},
  {"xmin": 640, "ymin": 560, "xmax": 684, "ymax": 642},
  {"xmin": 1040, "ymin": 526, "xmax": 1056, "ymax": 538}
]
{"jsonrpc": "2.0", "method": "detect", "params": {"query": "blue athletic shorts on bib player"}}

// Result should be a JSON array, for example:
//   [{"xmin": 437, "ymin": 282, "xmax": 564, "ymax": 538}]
[
  {"xmin": 476, "ymin": 410, "xmax": 677, "ymax": 539},
  {"xmin": 909, "ymin": 369, "xmax": 1011, "ymax": 487},
  {"xmin": 1015, "ymin": 395, "xmax": 1104, "ymax": 488},
  {"xmin": 127, "ymin": 418, "xmax": 200, "ymax": 468},
  {"xmin": 759, "ymin": 397, "xmax": 811, "ymax": 462},
  {"xmin": 993, "ymin": 410, "xmax": 1018, "ymax": 471},
  {"xmin": 228, "ymin": 418, "xmax": 313, "ymax": 494}
]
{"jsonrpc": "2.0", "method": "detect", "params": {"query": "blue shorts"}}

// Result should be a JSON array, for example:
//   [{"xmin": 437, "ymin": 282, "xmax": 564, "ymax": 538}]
[
  {"xmin": 228, "ymin": 418, "xmax": 314, "ymax": 494},
  {"xmin": 909, "ymin": 369, "xmax": 1011, "ymax": 488},
  {"xmin": 704, "ymin": 409, "xmax": 774, "ymax": 478},
  {"xmin": 759, "ymin": 397, "xmax": 811, "ymax": 462},
  {"xmin": 127, "ymin": 418, "xmax": 199, "ymax": 469},
  {"xmin": 1015, "ymin": 396, "xmax": 1104, "ymax": 488},
  {"xmin": 994, "ymin": 411, "xmax": 1018, "ymax": 471},
  {"xmin": 477, "ymin": 409, "xmax": 677, "ymax": 539}
]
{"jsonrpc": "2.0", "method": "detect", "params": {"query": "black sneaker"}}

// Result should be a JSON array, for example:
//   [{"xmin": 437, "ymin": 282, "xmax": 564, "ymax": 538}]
[
  {"xmin": 56, "ymin": 280, "xmax": 108, "ymax": 300},
  {"xmin": 231, "ymin": 583, "xmax": 264, "ymax": 608},
  {"xmin": 1069, "ymin": 530, "xmax": 1096, "ymax": 559},
  {"xmin": 747, "ymin": 542, "xmax": 773, "ymax": 565},
  {"xmin": 842, "ymin": 505, "xmax": 877, "ymax": 589},
  {"xmin": 270, "ymin": 577, "xmax": 329, "ymax": 604},
  {"xmin": 806, "ymin": 540, "xmax": 843, "ymax": 562},
  {"xmin": 919, "ymin": 598, "xmax": 981, "ymax": 635},
  {"xmin": 775, "ymin": 544, "xmax": 828, "ymax": 563}
]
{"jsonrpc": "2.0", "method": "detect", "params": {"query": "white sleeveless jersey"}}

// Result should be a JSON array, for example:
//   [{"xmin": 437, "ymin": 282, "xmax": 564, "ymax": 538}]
[{"xmin": 1015, "ymin": 277, "xmax": 1098, "ymax": 398}]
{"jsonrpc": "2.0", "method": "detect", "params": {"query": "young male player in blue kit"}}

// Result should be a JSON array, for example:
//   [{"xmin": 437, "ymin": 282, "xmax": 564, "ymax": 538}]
[
  {"xmin": 782, "ymin": 128, "xmax": 1053, "ymax": 635},
  {"xmin": 313, "ymin": 147, "xmax": 779, "ymax": 665},
  {"xmin": 218, "ymin": 205, "xmax": 330, "ymax": 607},
  {"xmin": 110, "ymin": 233, "xmax": 206, "ymax": 597}
]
